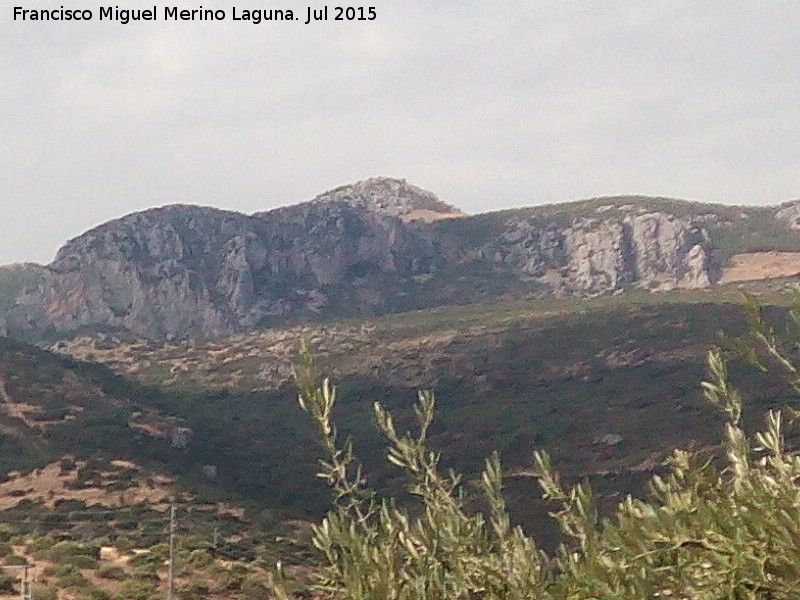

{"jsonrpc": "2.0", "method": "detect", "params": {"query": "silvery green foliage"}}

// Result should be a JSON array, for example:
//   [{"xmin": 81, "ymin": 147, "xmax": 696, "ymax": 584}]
[
  {"xmin": 288, "ymin": 341, "xmax": 545, "ymax": 600},
  {"xmin": 286, "ymin": 332, "xmax": 800, "ymax": 599},
  {"xmin": 544, "ymin": 348, "xmax": 800, "ymax": 599}
]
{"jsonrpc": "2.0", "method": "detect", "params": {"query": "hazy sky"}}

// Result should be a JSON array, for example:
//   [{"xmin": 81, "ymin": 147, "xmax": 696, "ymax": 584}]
[{"xmin": 2, "ymin": 1, "xmax": 799, "ymax": 265}]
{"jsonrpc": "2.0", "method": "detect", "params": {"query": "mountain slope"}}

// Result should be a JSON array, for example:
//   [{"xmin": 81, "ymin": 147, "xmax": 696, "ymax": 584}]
[
  {"xmin": 39, "ymin": 278, "xmax": 800, "ymax": 540},
  {"xmin": 2, "ymin": 275, "xmax": 800, "ymax": 553},
  {"xmin": 2, "ymin": 178, "xmax": 800, "ymax": 341},
  {"xmin": 0, "ymin": 335, "xmax": 181, "ymax": 476}
]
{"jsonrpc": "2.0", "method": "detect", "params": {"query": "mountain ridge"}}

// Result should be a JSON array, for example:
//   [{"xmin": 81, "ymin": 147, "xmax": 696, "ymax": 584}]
[{"xmin": 2, "ymin": 177, "xmax": 800, "ymax": 342}]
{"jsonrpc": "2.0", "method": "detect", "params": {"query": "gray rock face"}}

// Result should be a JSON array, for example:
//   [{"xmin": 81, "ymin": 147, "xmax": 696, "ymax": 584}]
[
  {"xmin": 776, "ymin": 200, "xmax": 800, "ymax": 230},
  {"xmin": 627, "ymin": 212, "xmax": 712, "ymax": 290},
  {"xmin": 0, "ymin": 179, "xmax": 722, "ymax": 341},
  {"xmin": 563, "ymin": 218, "xmax": 632, "ymax": 294},
  {"xmin": 7, "ymin": 206, "xmax": 255, "ymax": 339},
  {"xmin": 486, "ymin": 211, "xmax": 715, "ymax": 296},
  {"xmin": 286, "ymin": 177, "xmax": 458, "ymax": 220},
  {"xmin": 2, "ymin": 179, "xmax": 446, "ymax": 340}
]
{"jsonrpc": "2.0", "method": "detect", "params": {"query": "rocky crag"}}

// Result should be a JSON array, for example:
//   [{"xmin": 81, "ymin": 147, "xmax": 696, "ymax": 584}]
[{"xmin": 1, "ymin": 177, "xmax": 798, "ymax": 341}]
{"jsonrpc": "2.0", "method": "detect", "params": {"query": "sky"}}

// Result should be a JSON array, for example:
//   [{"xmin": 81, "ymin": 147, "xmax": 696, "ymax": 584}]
[{"xmin": 2, "ymin": 1, "xmax": 800, "ymax": 266}]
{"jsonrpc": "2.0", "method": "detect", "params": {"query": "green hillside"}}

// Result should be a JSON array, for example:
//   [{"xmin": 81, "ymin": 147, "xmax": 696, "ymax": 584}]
[
  {"xmin": 3, "ymin": 274, "xmax": 800, "ymax": 596},
  {"xmin": 30, "ymin": 277, "xmax": 800, "ymax": 544}
]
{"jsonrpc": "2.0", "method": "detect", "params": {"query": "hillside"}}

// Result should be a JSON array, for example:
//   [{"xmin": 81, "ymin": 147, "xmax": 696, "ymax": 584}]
[
  {"xmin": 0, "ymin": 337, "xmax": 159, "ymax": 475},
  {"xmin": 2, "ymin": 274, "xmax": 800, "ymax": 596},
  {"xmin": 48, "ymin": 275, "xmax": 800, "ymax": 393},
  {"xmin": 3, "ymin": 178, "xmax": 800, "ymax": 341},
  {"xmin": 0, "ymin": 337, "xmax": 320, "ymax": 598},
  {"xmin": 37, "ymin": 277, "xmax": 800, "ymax": 546}
]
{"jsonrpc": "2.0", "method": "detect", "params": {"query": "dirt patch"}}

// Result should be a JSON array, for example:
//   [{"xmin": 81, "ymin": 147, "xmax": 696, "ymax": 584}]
[
  {"xmin": 215, "ymin": 503, "xmax": 246, "ymax": 519},
  {"xmin": 400, "ymin": 209, "xmax": 467, "ymax": 223},
  {"xmin": 0, "ymin": 462, "xmax": 173, "ymax": 510},
  {"xmin": 128, "ymin": 420, "xmax": 168, "ymax": 439},
  {"xmin": 720, "ymin": 251, "xmax": 800, "ymax": 284},
  {"xmin": 0, "ymin": 401, "xmax": 42, "ymax": 427}
]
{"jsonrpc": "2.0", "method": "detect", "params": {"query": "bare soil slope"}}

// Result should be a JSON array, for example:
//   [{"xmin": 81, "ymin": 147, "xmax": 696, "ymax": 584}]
[{"xmin": 721, "ymin": 251, "xmax": 800, "ymax": 283}]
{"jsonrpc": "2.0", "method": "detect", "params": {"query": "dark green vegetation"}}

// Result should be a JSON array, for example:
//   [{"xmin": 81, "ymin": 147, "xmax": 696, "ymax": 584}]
[
  {"xmin": 0, "ymin": 505, "xmax": 279, "ymax": 600},
  {"xmin": 3, "ymin": 271, "xmax": 800, "ymax": 597},
  {"xmin": 0, "ymin": 336, "xmax": 177, "ymax": 476},
  {"xmin": 290, "ymin": 337, "xmax": 800, "ymax": 599},
  {"xmin": 4, "ymin": 280, "xmax": 798, "ymax": 531}
]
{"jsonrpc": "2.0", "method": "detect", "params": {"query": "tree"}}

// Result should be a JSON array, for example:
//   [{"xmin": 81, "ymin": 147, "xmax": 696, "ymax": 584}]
[{"xmin": 282, "ymin": 305, "xmax": 800, "ymax": 599}]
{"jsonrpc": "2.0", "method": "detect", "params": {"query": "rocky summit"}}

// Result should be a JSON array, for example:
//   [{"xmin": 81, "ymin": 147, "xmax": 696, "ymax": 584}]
[{"xmin": 1, "ymin": 177, "xmax": 799, "ymax": 342}]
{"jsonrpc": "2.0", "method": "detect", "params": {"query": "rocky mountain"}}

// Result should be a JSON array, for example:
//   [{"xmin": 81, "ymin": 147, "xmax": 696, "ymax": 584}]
[{"xmin": 2, "ymin": 177, "xmax": 800, "ymax": 341}]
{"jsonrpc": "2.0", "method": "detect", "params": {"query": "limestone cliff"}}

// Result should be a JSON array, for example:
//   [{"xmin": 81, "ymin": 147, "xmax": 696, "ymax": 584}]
[
  {"xmin": 775, "ymin": 200, "xmax": 800, "ymax": 230},
  {"xmin": 471, "ymin": 208, "xmax": 715, "ymax": 296},
  {"xmin": 1, "ymin": 179, "xmax": 451, "ymax": 340},
  {"xmin": 0, "ymin": 179, "xmax": 760, "ymax": 342}
]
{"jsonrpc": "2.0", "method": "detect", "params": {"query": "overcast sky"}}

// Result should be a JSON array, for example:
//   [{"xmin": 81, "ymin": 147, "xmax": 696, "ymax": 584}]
[{"xmin": 2, "ymin": 1, "xmax": 799, "ymax": 265}]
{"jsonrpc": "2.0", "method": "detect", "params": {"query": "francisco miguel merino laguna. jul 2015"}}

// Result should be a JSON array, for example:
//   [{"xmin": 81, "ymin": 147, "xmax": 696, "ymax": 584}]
[{"xmin": 12, "ymin": 5, "xmax": 378, "ymax": 24}]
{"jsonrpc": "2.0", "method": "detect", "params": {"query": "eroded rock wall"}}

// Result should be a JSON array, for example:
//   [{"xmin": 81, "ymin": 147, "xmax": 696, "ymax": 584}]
[
  {"xmin": 485, "ymin": 211, "xmax": 715, "ymax": 296},
  {"xmin": 0, "ymin": 180, "xmax": 722, "ymax": 341}
]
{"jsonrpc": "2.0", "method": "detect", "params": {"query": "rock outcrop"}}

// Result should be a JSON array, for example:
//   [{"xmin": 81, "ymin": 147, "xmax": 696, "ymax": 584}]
[
  {"xmin": 1, "ymin": 179, "xmax": 452, "ymax": 340},
  {"xmin": 0, "ymin": 178, "xmax": 730, "ymax": 341},
  {"xmin": 776, "ymin": 200, "xmax": 800, "ymax": 230},
  {"xmin": 478, "ymin": 210, "xmax": 714, "ymax": 296}
]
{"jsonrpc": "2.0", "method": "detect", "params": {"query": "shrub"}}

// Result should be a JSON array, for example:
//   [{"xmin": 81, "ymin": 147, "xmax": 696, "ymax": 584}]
[
  {"xmin": 214, "ymin": 540, "xmax": 256, "ymax": 561},
  {"xmin": 63, "ymin": 554, "xmax": 99, "ymax": 569},
  {"xmin": 46, "ymin": 540, "xmax": 100, "ymax": 562},
  {"xmin": 177, "ymin": 579, "xmax": 209, "ymax": 600},
  {"xmin": 284, "ymin": 330, "xmax": 800, "ymax": 600},
  {"xmin": 78, "ymin": 586, "xmax": 111, "ymax": 600},
  {"xmin": 186, "ymin": 548, "xmax": 213, "ymax": 568},
  {"xmin": 116, "ymin": 579, "xmax": 155, "ymax": 600},
  {"xmin": 96, "ymin": 563, "xmax": 127, "ymax": 580},
  {"xmin": 113, "ymin": 535, "xmax": 135, "ymax": 552},
  {"xmin": 179, "ymin": 535, "xmax": 210, "ymax": 552},
  {"xmin": 0, "ymin": 524, "xmax": 15, "ymax": 543},
  {"xmin": 3, "ymin": 553, "xmax": 28, "ymax": 566},
  {"xmin": 147, "ymin": 542, "xmax": 170, "ymax": 562},
  {"xmin": 41, "ymin": 565, "xmax": 57, "ymax": 577},
  {"xmin": 0, "ymin": 574, "xmax": 15, "ymax": 593},
  {"xmin": 131, "ymin": 564, "xmax": 160, "ymax": 582},
  {"xmin": 53, "ymin": 563, "xmax": 77, "ymax": 577},
  {"xmin": 53, "ymin": 498, "xmax": 86, "ymax": 512},
  {"xmin": 57, "ymin": 568, "xmax": 88, "ymax": 590},
  {"xmin": 31, "ymin": 533, "xmax": 58, "ymax": 554},
  {"xmin": 59, "ymin": 456, "xmax": 77, "ymax": 473},
  {"xmin": 240, "ymin": 577, "xmax": 268, "ymax": 600},
  {"xmin": 32, "ymin": 585, "xmax": 58, "ymax": 600},
  {"xmin": 218, "ymin": 567, "xmax": 247, "ymax": 592}
]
